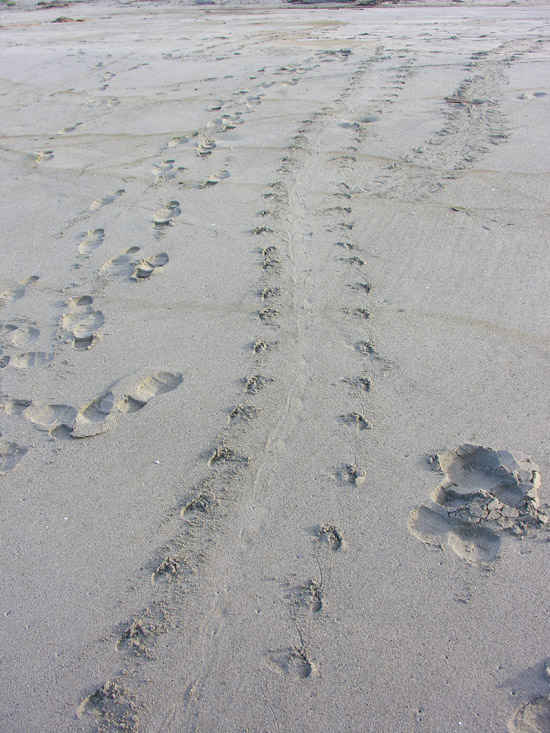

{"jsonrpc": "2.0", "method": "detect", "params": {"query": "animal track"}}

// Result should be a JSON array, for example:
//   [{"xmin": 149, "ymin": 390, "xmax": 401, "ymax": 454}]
[
  {"xmin": 341, "ymin": 412, "xmax": 371, "ymax": 430},
  {"xmin": 268, "ymin": 646, "xmax": 314, "ymax": 680},
  {"xmin": 229, "ymin": 404, "xmax": 259, "ymax": 422},
  {"xmin": 153, "ymin": 201, "xmax": 181, "ymax": 232},
  {"xmin": 131, "ymin": 253, "xmax": 169, "ymax": 280},
  {"xmin": 408, "ymin": 445, "xmax": 545, "ymax": 566},
  {"xmin": 262, "ymin": 246, "xmax": 281, "ymax": 270},
  {"xmin": 343, "ymin": 376, "xmax": 372, "ymax": 394},
  {"xmin": 0, "ymin": 276, "xmax": 39, "ymax": 306},
  {"xmin": 77, "ymin": 680, "xmax": 139, "ymax": 731},
  {"xmin": 318, "ymin": 524, "xmax": 344, "ymax": 551},
  {"xmin": 342, "ymin": 462, "xmax": 367, "ymax": 486},
  {"xmin": 208, "ymin": 441, "xmax": 249, "ymax": 467},
  {"xmin": 118, "ymin": 371, "xmax": 183, "ymax": 413},
  {"xmin": 244, "ymin": 374, "xmax": 273, "ymax": 394},
  {"xmin": 72, "ymin": 392, "xmax": 115, "ymax": 438},
  {"xmin": 89, "ymin": 189, "xmax": 124, "ymax": 212},
  {"xmin": 78, "ymin": 229, "xmax": 104, "ymax": 257},
  {"xmin": 116, "ymin": 617, "xmax": 160, "ymax": 657},
  {"xmin": 293, "ymin": 579, "xmax": 323, "ymax": 613},
  {"xmin": 61, "ymin": 296, "xmax": 104, "ymax": 350},
  {"xmin": 0, "ymin": 440, "xmax": 28, "ymax": 474},
  {"xmin": 181, "ymin": 490, "xmax": 219, "ymax": 516}
]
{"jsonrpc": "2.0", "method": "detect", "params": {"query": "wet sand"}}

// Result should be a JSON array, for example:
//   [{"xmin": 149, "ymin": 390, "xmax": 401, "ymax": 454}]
[{"xmin": 1, "ymin": 1, "xmax": 550, "ymax": 730}]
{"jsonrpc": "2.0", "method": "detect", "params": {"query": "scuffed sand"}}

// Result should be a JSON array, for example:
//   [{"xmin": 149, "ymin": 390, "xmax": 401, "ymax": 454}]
[{"xmin": 1, "ymin": 1, "xmax": 550, "ymax": 730}]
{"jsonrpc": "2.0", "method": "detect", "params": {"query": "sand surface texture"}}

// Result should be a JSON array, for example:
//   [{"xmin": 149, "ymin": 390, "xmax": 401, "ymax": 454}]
[{"xmin": 1, "ymin": 1, "xmax": 550, "ymax": 731}]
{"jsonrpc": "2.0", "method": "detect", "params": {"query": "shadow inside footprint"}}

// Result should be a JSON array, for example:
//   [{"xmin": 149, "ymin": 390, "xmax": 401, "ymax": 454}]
[
  {"xmin": 408, "ymin": 505, "xmax": 500, "ymax": 566},
  {"xmin": 61, "ymin": 296, "xmax": 104, "ymax": 350},
  {"xmin": 131, "ymin": 252, "xmax": 169, "ymax": 280},
  {"xmin": 118, "ymin": 372, "xmax": 183, "ymax": 413},
  {"xmin": 508, "ymin": 694, "xmax": 550, "ymax": 733},
  {"xmin": 0, "ymin": 440, "xmax": 28, "ymax": 474},
  {"xmin": 153, "ymin": 201, "xmax": 181, "ymax": 232}
]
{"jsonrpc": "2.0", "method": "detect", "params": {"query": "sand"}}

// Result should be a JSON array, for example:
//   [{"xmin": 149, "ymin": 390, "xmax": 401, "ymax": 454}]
[{"xmin": 1, "ymin": 0, "xmax": 550, "ymax": 730}]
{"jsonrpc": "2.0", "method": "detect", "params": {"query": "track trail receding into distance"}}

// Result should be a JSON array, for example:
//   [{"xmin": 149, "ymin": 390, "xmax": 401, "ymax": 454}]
[{"xmin": 1, "ymin": 4, "xmax": 550, "ymax": 733}]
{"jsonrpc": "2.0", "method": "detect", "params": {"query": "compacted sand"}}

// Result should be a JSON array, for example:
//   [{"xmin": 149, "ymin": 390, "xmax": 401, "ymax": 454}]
[{"xmin": 1, "ymin": 1, "xmax": 550, "ymax": 730}]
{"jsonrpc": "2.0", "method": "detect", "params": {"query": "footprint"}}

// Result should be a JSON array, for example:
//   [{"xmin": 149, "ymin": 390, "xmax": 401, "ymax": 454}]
[
  {"xmin": 34, "ymin": 150, "xmax": 54, "ymax": 163},
  {"xmin": 58, "ymin": 122, "xmax": 83, "ymax": 135},
  {"xmin": 408, "ymin": 504, "xmax": 501, "ymax": 566},
  {"xmin": 0, "ymin": 396, "xmax": 32, "ymax": 415},
  {"xmin": 78, "ymin": 229, "xmax": 104, "ymax": 257},
  {"xmin": 199, "ymin": 170, "xmax": 230, "ymax": 188},
  {"xmin": 268, "ymin": 647, "xmax": 314, "ymax": 680},
  {"xmin": 152, "ymin": 159, "xmax": 175, "ymax": 179},
  {"xmin": 11, "ymin": 352, "xmax": 53, "ymax": 368},
  {"xmin": 293, "ymin": 580, "xmax": 323, "ymax": 614},
  {"xmin": 318, "ymin": 524, "xmax": 344, "ymax": 551},
  {"xmin": 0, "ymin": 324, "xmax": 40, "ymax": 348},
  {"xmin": 118, "ymin": 371, "xmax": 183, "ymax": 413},
  {"xmin": 508, "ymin": 695, "xmax": 550, "ymax": 733},
  {"xmin": 153, "ymin": 201, "xmax": 181, "ymax": 232},
  {"xmin": 89, "ymin": 189, "xmax": 125, "ymax": 212},
  {"xmin": 101, "ymin": 247, "xmax": 140, "ymax": 277},
  {"xmin": 517, "ymin": 91, "xmax": 547, "ymax": 100},
  {"xmin": 77, "ymin": 681, "xmax": 139, "ymax": 731},
  {"xmin": 23, "ymin": 403, "xmax": 77, "ymax": 434},
  {"xmin": 0, "ymin": 440, "xmax": 28, "ymax": 475},
  {"xmin": 341, "ymin": 412, "xmax": 371, "ymax": 430},
  {"xmin": 61, "ymin": 296, "xmax": 104, "ymax": 350},
  {"xmin": 72, "ymin": 392, "xmax": 115, "ymax": 438},
  {"xmin": 131, "ymin": 252, "xmax": 169, "ymax": 280},
  {"xmin": 244, "ymin": 374, "xmax": 273, "ymax": 394},
  {"xmin": 408, "ymin": 445, "xmax": 545, "ymax": 566},
  {"xmin": 197, "ymin": 139, "xmax": 216, "ymax": 157},
  {"xmin": 0, "ymin": 276, "xmax": 39, "ymax": 306}
]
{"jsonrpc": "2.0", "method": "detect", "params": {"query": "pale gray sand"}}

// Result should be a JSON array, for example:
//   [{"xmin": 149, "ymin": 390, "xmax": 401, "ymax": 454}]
[{"xmin": 1, "ymin": 2, "xmax": 550, "ymax": 731}]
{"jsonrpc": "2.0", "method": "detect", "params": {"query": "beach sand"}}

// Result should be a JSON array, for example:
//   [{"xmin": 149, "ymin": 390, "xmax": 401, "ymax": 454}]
[{"xmin": 1, "ymin": 0, "xmax": 550, "ymax": 730}]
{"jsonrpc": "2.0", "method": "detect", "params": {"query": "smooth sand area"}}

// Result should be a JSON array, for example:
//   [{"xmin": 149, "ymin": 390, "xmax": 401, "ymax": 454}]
[{"xmin": 1, "ymin": 1, "xmax": 550, "ymax": 730}]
